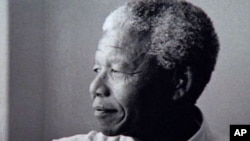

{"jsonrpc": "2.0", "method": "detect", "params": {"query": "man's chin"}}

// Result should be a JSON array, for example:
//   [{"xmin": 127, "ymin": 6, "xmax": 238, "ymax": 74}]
[
  {"xmin": 100, "ymin": 126, "xmax": 121, "ymax": 136},
  {"xmin": 100, "ymin": 125, "xmax": 139, "ymax": 139},
  {"xmin": 97, "ymin": 111, "xmax": 136, "ymax": 136},
  {"xmin": 99, "ymin": 120, "xmax": 129, "ymax": 136}
]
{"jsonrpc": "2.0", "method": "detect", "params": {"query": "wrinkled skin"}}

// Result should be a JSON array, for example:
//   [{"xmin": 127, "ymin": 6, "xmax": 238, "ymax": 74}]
[{"xmin": 89, "ymin": 28, "xmax": 176, "ymax": 137}]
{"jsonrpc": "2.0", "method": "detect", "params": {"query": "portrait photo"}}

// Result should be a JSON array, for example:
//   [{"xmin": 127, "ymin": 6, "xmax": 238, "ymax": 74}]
[{"xmin": 1, "ymin": 0, "xmax": 250, "ymax": 141}]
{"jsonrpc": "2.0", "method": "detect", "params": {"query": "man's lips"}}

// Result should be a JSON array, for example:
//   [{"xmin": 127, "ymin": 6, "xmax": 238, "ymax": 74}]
[
  {"xmin": 93, "ymin": 106, "xmax": 117, "ymax": 117},
  {"xmin": 92, "ymin": 103, "xmax": 125, "ymax": 128}
]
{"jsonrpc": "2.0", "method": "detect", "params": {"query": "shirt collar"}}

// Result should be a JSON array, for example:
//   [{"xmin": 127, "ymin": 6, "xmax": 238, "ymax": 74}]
[{"xmin": 188, "ymin": 112, "xmax": 214, "ymax": 141}]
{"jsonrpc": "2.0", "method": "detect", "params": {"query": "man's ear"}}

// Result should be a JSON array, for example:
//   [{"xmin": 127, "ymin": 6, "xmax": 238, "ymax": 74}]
[{"xmin": 172, "ymin": 66, "xmax": 193, "ymax": 101}]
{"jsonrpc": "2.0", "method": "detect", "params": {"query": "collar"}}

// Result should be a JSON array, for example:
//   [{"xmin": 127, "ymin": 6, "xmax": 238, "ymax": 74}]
[{"xmin": 188, "ymin": 112, "xmax": 214, "ymax": 141}]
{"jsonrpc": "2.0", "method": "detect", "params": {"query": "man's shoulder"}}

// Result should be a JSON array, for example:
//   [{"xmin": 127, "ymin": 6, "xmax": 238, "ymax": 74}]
[
  {"xmin": 52, "ymin": 131, "xmax": 137, "ymax": 141},
  {"xmin": 52, "ymin": 131, "xmax": 97, "ymax": 141},
  {"xmin": 188, "ymin": 111, "xmax": 228, "ymax": 141},
  {"xmin": 188, "ymin": 125, "xmax": 229, "ymax": 141}
]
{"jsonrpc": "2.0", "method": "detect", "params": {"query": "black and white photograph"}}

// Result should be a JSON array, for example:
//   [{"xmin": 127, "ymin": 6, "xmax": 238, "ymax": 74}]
[{"xmin": 0, "ymin": 0, "xmax": 250, "ymax": 141}]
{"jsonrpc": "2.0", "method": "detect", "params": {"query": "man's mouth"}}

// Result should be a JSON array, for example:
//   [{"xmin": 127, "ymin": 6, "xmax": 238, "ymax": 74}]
[{"xmin": 94, "ymin": 106, "xmax": 117, "ymax": 117}]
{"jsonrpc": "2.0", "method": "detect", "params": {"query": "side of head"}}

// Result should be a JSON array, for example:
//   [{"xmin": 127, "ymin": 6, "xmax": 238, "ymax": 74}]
[
  {"xmin": 90, "ymin": 0, "xmax": 219, "ymax": 137},
  {"xmin": 103, "ymin": 0, "xmax": 219, "ymax": 104}
]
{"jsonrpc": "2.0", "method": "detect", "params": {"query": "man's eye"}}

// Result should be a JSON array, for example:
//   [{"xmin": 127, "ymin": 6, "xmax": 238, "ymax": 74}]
[
  {"xmin": 110, "ymin": 69, "xmax": 119, "ymax": 73},
  {"xmin": 110, "ymin": 69, "xmax": 125, "ymax": 78},
  {"xmin": 93, "ymin": 68, "xmax": 101, "ymax": 73}
]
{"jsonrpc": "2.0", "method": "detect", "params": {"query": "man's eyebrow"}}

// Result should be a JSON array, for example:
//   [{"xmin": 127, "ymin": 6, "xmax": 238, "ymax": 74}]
[
  {"xmin": 98, "ymin": 45, "xmax": 128, "ymax": 51},
  {"xmin": 110, "ymin": 45, "xmax": 124, "ymax": 49}
]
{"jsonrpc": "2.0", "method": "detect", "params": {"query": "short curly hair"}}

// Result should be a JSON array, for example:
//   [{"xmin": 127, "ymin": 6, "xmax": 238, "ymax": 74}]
[{"xmin": 102, "ymin": 0, "xmax": 219, "ymax": 103}]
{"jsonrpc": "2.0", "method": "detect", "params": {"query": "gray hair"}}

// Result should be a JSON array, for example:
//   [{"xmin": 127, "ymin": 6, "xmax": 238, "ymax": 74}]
[{"xmin": 102, "ymin": 0, "xmax": 219, "ymax": 103}]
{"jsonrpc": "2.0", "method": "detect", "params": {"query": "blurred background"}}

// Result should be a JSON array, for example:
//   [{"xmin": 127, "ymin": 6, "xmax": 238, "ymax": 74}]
[{"xmin": 0, "ymin": 0, "xmax": 250, "ymax": 141}]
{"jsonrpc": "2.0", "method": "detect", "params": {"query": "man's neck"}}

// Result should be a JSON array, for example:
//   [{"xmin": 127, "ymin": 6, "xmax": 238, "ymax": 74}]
[{"xmin": 134, "ymin": 104, "xmax": 202, "ymax": 141}]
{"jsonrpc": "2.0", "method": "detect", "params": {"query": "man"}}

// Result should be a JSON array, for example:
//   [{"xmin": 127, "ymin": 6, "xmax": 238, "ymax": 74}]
[{"xmin": 55, "ymin": 0, "xmax": 221, "ymax": 140}]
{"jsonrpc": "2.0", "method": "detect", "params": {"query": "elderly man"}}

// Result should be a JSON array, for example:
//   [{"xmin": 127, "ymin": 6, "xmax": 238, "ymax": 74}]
[{"xmin": 55, "ymin": 0, "xmax": 221, "ymax": 140}]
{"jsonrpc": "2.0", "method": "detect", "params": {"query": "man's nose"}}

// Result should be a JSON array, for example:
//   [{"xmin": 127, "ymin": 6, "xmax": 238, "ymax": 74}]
[{"xmin": 89, "ymin": 73, "xmax": 110, "ymax": 99}]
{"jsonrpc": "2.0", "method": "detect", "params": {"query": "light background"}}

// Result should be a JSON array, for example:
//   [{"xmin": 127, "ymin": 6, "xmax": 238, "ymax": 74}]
[
  {"xmin": 0, "ymin": 0, "xmax": 8, "ymax": 141},
  {"xmin": 6, "ymin": 0, "xmax": 250, "ymax": 141}
]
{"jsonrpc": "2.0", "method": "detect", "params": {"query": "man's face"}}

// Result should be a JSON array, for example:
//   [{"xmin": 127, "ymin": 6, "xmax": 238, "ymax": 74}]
[{"xmin": 89, "ymin": 28, "xmax": 174, "ymax": 136}]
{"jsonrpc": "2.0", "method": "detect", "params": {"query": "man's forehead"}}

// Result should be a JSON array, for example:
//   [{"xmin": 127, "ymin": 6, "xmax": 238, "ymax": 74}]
[
  {"xmin": 98, "ymin": 29, "xmax": 147, "ymax": 56},
  {"xmin": 96, "ymin": 45, "xmax": 137, "ymax": 63},
  {"xmin": 100, "ymin": 27, "xmax": 149, "ymax": 48},
  {"xmin": 97, "ymin": 43, "xmax": 148, "ymax": 59},
  {"xmin": 99, "ymin": 32, "xmax": 132, "ymax": 50}
]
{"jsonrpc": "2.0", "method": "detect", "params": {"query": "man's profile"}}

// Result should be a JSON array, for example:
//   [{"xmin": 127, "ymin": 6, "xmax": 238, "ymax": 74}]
[{"xmin": 54, "ymin": 0, "xmax": 222, "ymax": 140}]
